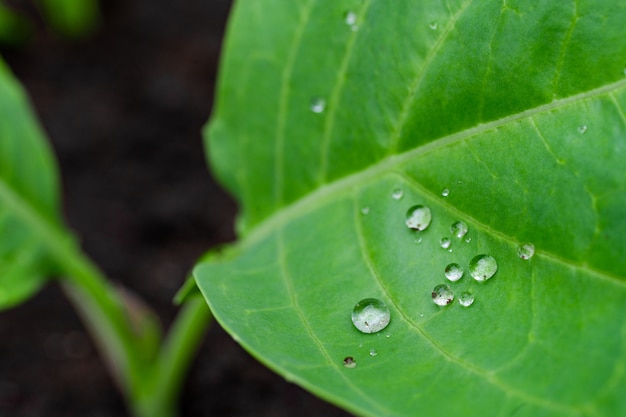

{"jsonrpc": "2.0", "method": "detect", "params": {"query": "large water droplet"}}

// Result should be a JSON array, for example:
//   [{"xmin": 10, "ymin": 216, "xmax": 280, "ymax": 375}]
[
  {"xmin": 444, "ymin": 263, "xmax": 464, "ymax": 282},
  {"xmin": 450, "ymin": 220, "xmax": 468, "ymax": 238},
  {"xmin": 469, "ymin": 254, "xmax": 498, "ymax": 281},
  {"xmin": 432, "ymin": 284, "xmax": 454, "ymax": 306},
  {"xmin": 459, "ymin": 291, "xmax": 475, "ymax": 307},
  {"xmin": 429, "ymin": 21, "xmax": 438, "ymax": 30},
  {"xmin": 405, "ymin": 205, "xmax": 432, "ymax": 231},
  {"xmin": 343, "ymin": 356, "xmax": 357, "ymax": 368},
  {"xmin": 441, "ymin": 188, "xmax": 450, "ymax": 197},
  {"xmin": 369, "ymin": 348, "xmax": 378, "ymax": 357},
  {"xmin": 440, "ymin": 237, "xmax": 451, "ymax": 249},
  {"xmin": 310, "ymin": 98, "xmax": 326, "ymax": 113},
  {"xmin": 351, "ymin": 298, "xmax": 390, "ymax": 334},
  {"xmin": 517, "ymin": 242, "xmax": 535, "ymax": 260},
  {"xmin": 578, "ymin": 125, "xmax": 588, "ymax": 134},
  {"xmin": 360, "ymin": 206, "xmax": 370, "ymax": 215},
  {"xmin": 391, "ymin": 188, "xmax": 404, "ymax": 200}
]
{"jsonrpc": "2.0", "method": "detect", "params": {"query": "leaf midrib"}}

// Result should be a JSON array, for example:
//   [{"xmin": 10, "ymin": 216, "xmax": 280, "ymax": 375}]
[{"xmin": 240, "ymin": 78, "xmax": 626, "ymax": 288}]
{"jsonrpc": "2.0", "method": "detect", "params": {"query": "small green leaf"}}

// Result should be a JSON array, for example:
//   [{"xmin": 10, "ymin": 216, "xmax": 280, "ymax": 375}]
[
  {"xmin": 0, "ymin": 58, "xmax": 63, "ymax": 308},
  {"xmin": 197, "ymin": 1, "xmax": 626, "ymax": 415}
]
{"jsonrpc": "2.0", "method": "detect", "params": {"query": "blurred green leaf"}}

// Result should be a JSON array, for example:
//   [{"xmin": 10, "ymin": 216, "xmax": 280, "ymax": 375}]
[{"xmin": 37, "ymin": 0, "xmax": 99, "ymax": 38}]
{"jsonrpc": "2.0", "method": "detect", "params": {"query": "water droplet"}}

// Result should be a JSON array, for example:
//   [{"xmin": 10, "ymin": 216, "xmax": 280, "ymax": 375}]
[
  {"xmin": 578, "ymin": 125, "xmax": 588, "ymax": 134},
  {"xmin": 431, "ymin": 284, "xmax": 454, "ymax": 306},
  {"xmin": 385, "ymin": 332, "xmax": 391, "ymax": 338},
  {"xmin": 361, "ymin": 206, "xmax": 370, "ymax": 215},
  {"xmin": 351, "ymin": 25, "xmax": 359, "ymax": 32},
  {"xmin": 419, "ymin": 313, "xmax": 424, "ymax": 318},
  {"xmin": 344, "ymin": 10, "xmax": 357, "ymax": 26},
  {"xmin": 369, "ymin": 348, "xmax": 378, "ymax": 357},
  {"xmin": 310, "ymin": 98, "xmax": 326, "ymax": 113},
  {"xmin": 391, "ymin": 188, "xmax": 404, "ymax": 200},
  {"xmin": 405, "ymin": 205, "xmax": 432, "ymax": 231},
  {"xmin": 441, "ymin": 188, "xmax": 450, "ymax": 197},
  {"xmin": 450, "ymin": 220, "xmax": 469, "ymax": 238},
  {"xmin": 343, "ymin": 356, "xmax": 357, "ymax": 368},
  {"xmin": 414, "ymin": 236, "xmax": 423, "ymax": 245},
  {"xmin": 351, "ymin": 298, "xmax": 390, "ymax": 334},
  {"xmin": 440, "ymin": 237, "xmax": 451, "ymax": 249},
  {"xmin": 459, "ymin": 291, "xmax": 475, "ymax": 307},
  {"xmin": 464, "ymin": 236, "xmax": 472, "ymax": 243},
  {"xmin": 444, "ymin": 263, "xmax": 464, "ymax": 282},
  {"xmin": 469, "ymin": 254, "xmax": 498, "ymax": 281},
  {"xmin": 429, "ymin": 21, "xmax": 438, "ymax": 30},
  {"xmin": 517, "ymin": 242, "xmax": 535, "ymax": 260}
]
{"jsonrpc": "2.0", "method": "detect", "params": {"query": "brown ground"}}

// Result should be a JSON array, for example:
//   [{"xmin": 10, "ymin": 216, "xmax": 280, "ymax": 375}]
[{"xmin": 0, "ymin": 1, "xmax": 351, "ymax": 416}]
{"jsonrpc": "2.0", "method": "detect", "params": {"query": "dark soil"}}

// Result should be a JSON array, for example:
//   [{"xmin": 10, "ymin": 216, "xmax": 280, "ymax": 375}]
[{"xmin": 0, "ymin": 1, "xmax": 351, "ymax": 416}]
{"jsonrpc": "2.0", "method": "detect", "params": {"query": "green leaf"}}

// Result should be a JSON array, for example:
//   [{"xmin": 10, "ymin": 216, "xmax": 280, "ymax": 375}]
[
  {"xmin": 197, "ymin": 1, "xmax": 626, "ymax": 416},
  {"xmin": 37, "ymin": 0, "xmax": 99, "ymax": 39},
  {"xmin": 0, "ymin": 57, "xmax": 63, "ymax": 308}
]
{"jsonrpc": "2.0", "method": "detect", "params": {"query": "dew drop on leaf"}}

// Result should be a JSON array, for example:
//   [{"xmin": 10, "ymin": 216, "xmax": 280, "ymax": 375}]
[
  {"xmin": 429, "ymin": 21, "xmax": 438, "ymax": 30},
  {"xmin": 414, "ymin": 236, "xmax": 422, "ymax": 245},
  {"xmin": 351, "ymin": 298, "xmax": 391, "ymax": 334},
  {"xmin": 441, "ymin": 188, "xmax": 450, "ymax": 197},
  {"xmin": 344, "ymin": 10, "xmax": 357, "ymax": 26},
  {"xmin": 405, "ymin": 205, "xmax": 432, "ymax": 231},
  {"xmin": 459, "ymin": 291, "xmax": 475, "ymax": 307},
  {"xmin": 464, "ymin": 236, "xmax": 472, "ymax": 243},
  {"xmin": 469, "ymin": 254, "xmax": 498, "ymax": 281},
  {"xmin": 369, "ymin": 348, "xmax": 378, "ymax": 357},
  {"xmin": 517, "ymin": 242, "xmax": 535, "ymax": 260},
  {"xmin": 310, "ymin": 98, "xmax": 326, "ymax": 113},
  {"xmin": 444, "ymin": 263, "xmax": 464, "ymax": 282},
  {"xmin": 440, "ymin": 237, "xmax": 451, "ymax": 249},
  {"xmin": 343, "ymin": 356, "xmax": 357, "ymax": 368},
  {"xmin": 450, "ymin": 220, "xmax": 468, "ymax": 238},
  {"xmin": 360, "ymin": 206, "xmax": 370, "ymax": 215},
  {"xmin": 578, "ymin": 125, "xmax": 588, "ymax": 134},
  {"xmin": 432, "ymin": 284, "xmax": 454, "ymax": 306},
  {"xmin": 391, "ymin": 188, "xmax": 404, "ymax": 200}
]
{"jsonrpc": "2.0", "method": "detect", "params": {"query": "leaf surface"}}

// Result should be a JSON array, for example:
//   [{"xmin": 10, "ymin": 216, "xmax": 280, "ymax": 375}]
[
  {"xmin": 197, "ymin": 1, "xmax": 626, "ymax": 415},
  {"xmin": 0, "ymin": 58, "xmax": 62, "ymax": 308}
]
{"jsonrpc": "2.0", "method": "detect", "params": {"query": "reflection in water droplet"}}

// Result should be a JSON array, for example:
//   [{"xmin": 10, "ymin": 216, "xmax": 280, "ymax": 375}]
[
  {"xmin": 517, "ymin": 242, "xmax": 535, "ymax": 260},
  {"xmin": 444, "ymin": 263, "xmax": 464, "ymax": 282},
  {"xmin": 343, "ymin": 356, "xmax": 357, "ymax": 368},
  {"xmin": 432, "ymin": 284, "xmax": 454, "ymax": 306},
  {"xmin": 369, "ymin": 348, "xmax": 378, "ymax": 357},
  {"xmin": 361, "ymin": 206, "xmax": 370, "ymax": 215},
  {"xmin": 450, "ymin": 220, "xmax": 468, "ymax": 238},
  {"xmin": 429, "ymin": 21, "xmax": 438, "ymax": 30},
  {"xmin": 441, "ymin": 188, "xmax": 450, "ymax": 197},
  {"xmin": 310, "ymin": 98, "xmax": 326, "ymax": 113},
  {"xmin": 351, "ymin": 298, "xmax": 390, "ymax": 334},
  {"xmin": 414, "ymin": 236, "xmax": 423, "ymax": 245},
  {"xmin": 469, "ymin": 254, "xmax": 498, "ymax": 281},
  {"xmin": 440, "ymin": 237, "xmax": 451, "ymax": 249},
  {"xmin": 405, "ymin": 205, "xmax": 432, "ymax": 231},
  {"xmin": 392, "ymin": 188, "xmax": 404, "ymax": 200},
  {"xmin": 578, "ymin": 125, "xmax": 588, "ymax": 134},
  {"xmin": 459, "ymin": 291, "xmax": 475, "ymax": 307}
]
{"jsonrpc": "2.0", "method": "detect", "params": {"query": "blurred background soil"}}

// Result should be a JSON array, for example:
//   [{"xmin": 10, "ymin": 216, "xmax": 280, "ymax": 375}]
[{"xmin": 0, "ymin": 1, "xmax": 350, "ymax": 416}]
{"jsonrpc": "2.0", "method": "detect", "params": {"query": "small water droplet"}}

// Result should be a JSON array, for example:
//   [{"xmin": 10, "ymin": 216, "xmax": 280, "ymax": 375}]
[
  {"xmin": 444, "ymin": 263, "xmax": 464, "ymax": 282},
  {"xmin": 450, "ymin": 220, "xmax": 469, "ymax": 238},
  {"xmin": 419, "ymin": 313, "xmax": 424, "ymax": 318},
  {"xmin": 310, "ymin": 98, "xmax": 326, "ymax": 113},
  {"xmin": 441, "ymin": 188, "xmax": 450, "ymax": 197},
  {"xmin": 429, "ymin": 21, "xmax": 438, "ymax": 30},
  {"xmin": 344, "ymin": 10, "xmax": 357, "ymax": 26},
  {"xmin": 469, "ymin": 254, "xmax": 498, "ymax": 281},
  {"xmin": 385, "ymin": 332, "xmax": 391, "ymax": 338},
  {"xmin": 351, "ymin": 298, "xmax": 390, "ymax": 334},
  {"xmin": 405, "ymin": 205, "xmax": 432, "ymax": 231},
  {"xmin": 369, "ymin": 348, "xmax": 378, "ymax": 357},
  {"xmin": 343, "ymin": 356, "xmax": 357, "ymax": 368},
  {"xmin": 440, "ymin": 237, "xmax": 451, "ymax": 249},
  {"xmin": 464, "ymin": 236, "xmax": 472, "ymax": 243},
  {"xmin": 361, "ymin": 206, "xmax": 370, "ymax": 215},
  {"xmin": 432, "ymin": 284, "xmax": 454, "ymax": 306},
  {"xmin": 391, "ymin": 188, "xmax": 404, "ymax": 200},
  {"xmin": 578, "ymin": 125, "xmax": 588, "ymax": 134},
  {"xmin": 459, "ymin": 291, "xmax": 475, "ymax": 307},
  {"xmin": 414, "ymin": 236, "xmax": 423, "ymax": 245},
  {"xmin": 517, "ymin": 242, "xmax": 535, "ymax": 260}
]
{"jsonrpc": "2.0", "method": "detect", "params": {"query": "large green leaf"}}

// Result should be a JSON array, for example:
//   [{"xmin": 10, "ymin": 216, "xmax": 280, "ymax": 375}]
[
  {"xmin": 0, "ymin": 57, "xmax": 62, "ymax": 308},
  {"xmin": 196, "ymin": 0, "xmax": 626, "ymax": 415}
]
